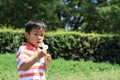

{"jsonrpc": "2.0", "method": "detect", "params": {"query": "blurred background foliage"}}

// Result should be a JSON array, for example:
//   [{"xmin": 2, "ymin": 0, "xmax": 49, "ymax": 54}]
[
  {"xmin": 0, "ymin": 0, "xmax": 120, "ymax": 64},
  {"xmin": 0, "ymin": 0, "xmax": 120, "ymax": 33}
]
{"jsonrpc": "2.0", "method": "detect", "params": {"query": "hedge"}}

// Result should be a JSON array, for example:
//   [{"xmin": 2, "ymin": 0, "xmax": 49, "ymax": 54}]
[{"xmin": 0, "ymin": 30, "xmax": 120, "ymax": 64}]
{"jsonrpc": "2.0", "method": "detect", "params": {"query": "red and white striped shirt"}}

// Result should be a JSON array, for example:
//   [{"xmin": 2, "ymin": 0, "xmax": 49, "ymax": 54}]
[{"xmin": 16, "ymin": 43, "xmax": 46, "ymax": 80}]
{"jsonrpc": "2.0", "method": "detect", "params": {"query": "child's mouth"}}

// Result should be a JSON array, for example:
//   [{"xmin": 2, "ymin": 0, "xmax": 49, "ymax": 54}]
[{"xmin": 38, "ymin": 42, "xmax": 42, "ymax": 45}]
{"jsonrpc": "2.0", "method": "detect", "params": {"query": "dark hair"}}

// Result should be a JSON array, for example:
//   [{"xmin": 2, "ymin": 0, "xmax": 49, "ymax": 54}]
[{"xmin": 25, "ymin": 20, "xmax": 46, "ymax": 33}]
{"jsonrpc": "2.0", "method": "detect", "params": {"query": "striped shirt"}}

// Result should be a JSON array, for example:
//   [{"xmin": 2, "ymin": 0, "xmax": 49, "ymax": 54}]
[{"xmin": 16, "ymin": 43, "xmax": 46, "ymax": 80}]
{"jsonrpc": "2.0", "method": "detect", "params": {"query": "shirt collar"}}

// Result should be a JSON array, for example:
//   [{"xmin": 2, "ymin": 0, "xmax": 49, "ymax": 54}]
[{"xmin": 22, "ymin": 42, "xmax": 37, "ymax": 51}]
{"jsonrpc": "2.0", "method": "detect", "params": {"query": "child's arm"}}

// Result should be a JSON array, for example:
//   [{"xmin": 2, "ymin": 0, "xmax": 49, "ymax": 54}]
[
  {"xmin": 39, "ymin": 43, "xmax": 51, "ymax": 72},
  {"xmin": 44, "ymin": 54, "xmax": 52, "ymax": 72},
  {"xmin": 20, "ymin": 48, "xmax": 47, "ymax": 70}
]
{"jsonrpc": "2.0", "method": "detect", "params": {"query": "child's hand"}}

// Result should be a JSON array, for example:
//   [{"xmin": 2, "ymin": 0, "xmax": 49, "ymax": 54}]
[
  {"xmin": 36, "ymin": 48, "xmax": 47, "ymax": 59},
  {"xmin": 45, "ymin": 54, "xmax": 52, "ymax": 63},
  {"xmin": 44, "ymin": 54, "xmax": 52, "ymax": 72}
]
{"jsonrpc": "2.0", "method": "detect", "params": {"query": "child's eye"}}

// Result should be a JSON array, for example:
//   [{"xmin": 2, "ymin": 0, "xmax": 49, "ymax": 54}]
[
  {"xmin": 34, "ymin": 34, "xmax": 38, "ymax": 35},
  {"xmin": 41, "ymin": 34, "xmax": 44, "ymax": 37}
]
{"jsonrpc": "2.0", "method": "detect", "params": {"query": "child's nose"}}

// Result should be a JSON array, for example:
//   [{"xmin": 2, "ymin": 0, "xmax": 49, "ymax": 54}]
[{"xmin": 38, "ymin": 36, "xmax": 42, "ymax": 39}]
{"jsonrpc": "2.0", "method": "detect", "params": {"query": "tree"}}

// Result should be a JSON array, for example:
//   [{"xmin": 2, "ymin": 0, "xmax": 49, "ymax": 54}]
[
  {"xmin": 0, "ymin": 0, "xmax": 120, "ymax": 33},
  {"xmin": 57, "ymin": 0, "xmax": 120, "ymax": 33},
  {"xmin": 0, "ymin": 0, "xmax": 63, "ymax": 31}
]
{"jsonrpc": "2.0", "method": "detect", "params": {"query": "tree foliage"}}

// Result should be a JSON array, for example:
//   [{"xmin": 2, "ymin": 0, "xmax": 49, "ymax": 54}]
[
  {"xmin": 0, "ymin": 0, "xmax": 120, "ymax": 33},
  {"xmin": 0, "ymin": 0, "xmax": 63, "ymax": 31},
  {"xmin": 59, "ymin": 0, "xmax": 120, "ymax": 33}
]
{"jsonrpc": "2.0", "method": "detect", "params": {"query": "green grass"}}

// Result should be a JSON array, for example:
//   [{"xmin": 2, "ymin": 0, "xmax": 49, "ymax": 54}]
[
  {"xmin": 47, "ymin": 58, "xmax": 120, "ymax": 80},
  {"xmin": 0, "ymin": 53, "xmax": 18, "ymax": 80},
  {"xmin": 0, "ymin": 53, "xmax": 120, "ymax": 80}
]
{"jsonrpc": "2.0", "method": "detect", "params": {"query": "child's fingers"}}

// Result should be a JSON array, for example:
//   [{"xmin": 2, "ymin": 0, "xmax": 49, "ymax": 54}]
[{"xmin": 46, "ymin": 54, "xmax": 52, "ymax": 61}]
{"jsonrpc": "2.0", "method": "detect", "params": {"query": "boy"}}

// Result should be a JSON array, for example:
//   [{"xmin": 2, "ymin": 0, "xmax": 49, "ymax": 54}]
[{"xmin": 16, "ymin": 20, "xmax": 52, "ymax": 80}]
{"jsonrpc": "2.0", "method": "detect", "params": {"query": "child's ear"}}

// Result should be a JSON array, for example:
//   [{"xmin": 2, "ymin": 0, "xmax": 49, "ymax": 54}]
[{"xmin": 24, "ymin": 32, "xmax": 29, "ymax": 39}]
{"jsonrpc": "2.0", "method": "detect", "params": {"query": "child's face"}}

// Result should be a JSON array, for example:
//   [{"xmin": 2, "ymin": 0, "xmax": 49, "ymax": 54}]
[{"xmin": 24, "ymin": 28, "xmax": 45, "ymax": 48}]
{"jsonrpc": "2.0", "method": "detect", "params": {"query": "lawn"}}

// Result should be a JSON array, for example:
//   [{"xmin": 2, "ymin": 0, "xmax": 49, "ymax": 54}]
[{"xmin": 0, "ymin": 53, "xmax": 120, "ymax": 80}]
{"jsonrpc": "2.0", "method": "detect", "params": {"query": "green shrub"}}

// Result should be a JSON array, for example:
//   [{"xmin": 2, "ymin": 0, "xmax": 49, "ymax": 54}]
[
  {"xmin": 45, "ymin": 31, "xmax": 120, "ymax": 64},
  {"xmin": 0, "ymin": 30, "xmax": 120, "ymax": 64},
  {"xmin": 0, "ymin": 31, "xmax": 24, "ymax": 53}
]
